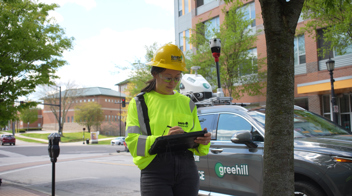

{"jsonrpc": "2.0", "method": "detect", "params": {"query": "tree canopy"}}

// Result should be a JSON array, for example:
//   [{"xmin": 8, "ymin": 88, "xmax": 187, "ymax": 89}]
[
  {"xmin": 19, "ymin": 107, "xmax": 39, "ymax": 127},
  {"xmin": 126, "ymin": 42, "xmax": 162, "ymax": 97},
  {"xmin": 186, "ymin": 1, "xmax": 266, "ymax": 99},
  {"xmin": 74, "ymin": 102, "xmax": 104, "ymax": 133},
  {"xmin": 301, "ymin": 0, "xmax": 352, "ymax": 57},
  {"xmin": 0, "ymin": 0, "xmax": 74, "ymax": 125}
]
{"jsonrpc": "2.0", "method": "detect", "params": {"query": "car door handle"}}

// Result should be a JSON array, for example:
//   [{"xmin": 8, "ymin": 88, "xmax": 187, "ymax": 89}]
[{"xmin": 210, "ymin": 148, "xmax": 223, "ymax": 153}]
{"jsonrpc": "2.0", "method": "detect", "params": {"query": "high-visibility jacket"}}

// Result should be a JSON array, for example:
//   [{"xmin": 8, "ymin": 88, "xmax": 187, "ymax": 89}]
[{"xmin": 125, "ymin": 90, "xmax": 210, "ymax": 170}]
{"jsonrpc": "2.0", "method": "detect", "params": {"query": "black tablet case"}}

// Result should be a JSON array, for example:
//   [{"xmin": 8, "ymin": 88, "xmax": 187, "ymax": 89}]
[{"xmin": 149, "ymin": 130, "xmax": 207, "ymax": 155}]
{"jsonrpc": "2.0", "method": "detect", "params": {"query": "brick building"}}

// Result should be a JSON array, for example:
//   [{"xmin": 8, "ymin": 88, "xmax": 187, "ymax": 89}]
[
  {"xmin": 42, "ymin": 87, "xmax": 127, "ymax": 134},
  {"xmin": 174, "ymin": 0, "xmax": 352, "ymax": 132}
]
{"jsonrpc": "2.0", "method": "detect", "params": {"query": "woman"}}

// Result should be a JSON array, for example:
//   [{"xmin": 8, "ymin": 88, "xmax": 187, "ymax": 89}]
[{"xmin": 125, "ymin": 43, "xmax": 211, "ymax": 196}]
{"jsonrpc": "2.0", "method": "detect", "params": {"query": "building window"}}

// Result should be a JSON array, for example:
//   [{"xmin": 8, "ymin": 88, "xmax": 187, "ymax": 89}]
[
  {"xmin": 71, "ymin": 116, "xmax": 74, "ymax": 122},
  {"xmin": 204, "ymin": 16, "xmax": 220, "ymax": 40},
  {"xmin": 88, "ymin": 99, "xmax": 90, "ymax": 102},
  {"xmin": 184, "ymin": 0, "xmax": 189, "ymax": 14},
  {"xmin": 294, "ymin": 35, "xmax": 306, "ymax": 66},
  {"xmin": 80, "ymin": 100, "xmax": 82, "ymax": 103},
  {"xmin": 179, "ymin": 32, "xmax": 184, "ymax": 51},
  {"xmin": 240, "ymin": 2, "xmax": 256, "ymax": 28},
  {"xmin": 240, "ymin": 48, "xmax": 258, "ymax": 76},
  {"xmin": 105, "ymin": 115, "xmax": 107, "ymax": 121},
  {"xmin": 105, "ymin": 99, "xmax": 107, "ymax": 102},
  {"xmin": 84, "ymin": 99, "xmax": 86, "ymax": 102},
  {"xmin": 178, "ymin": 0, "xmax": 182, "ymax": 16},
  {"xmin": 185, "ymin": 29, "xmax": 190, "ymax": 51},
  {"xmin": 67, "ymin": 116, "xmax": 70, "ymax": 123},
  {"xmin": 322, "ymin": 95, "xmax": 331, "ymax": 120},
  {"xmin": 92, "ymin": 99, "xmax": 95, "ymax": 102},
  {"xmin": 197, "ymin": 0, "xmax": 215, "ymax": 7},
  {"xmin": 317, "ymin": 29, "xmax": 352, "ymax": 60}
]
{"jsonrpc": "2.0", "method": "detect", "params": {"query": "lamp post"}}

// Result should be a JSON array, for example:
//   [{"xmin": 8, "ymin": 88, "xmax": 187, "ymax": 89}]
[{"xmin": 326, "ymin": 57, "xmax": 338, "ymax": 124}]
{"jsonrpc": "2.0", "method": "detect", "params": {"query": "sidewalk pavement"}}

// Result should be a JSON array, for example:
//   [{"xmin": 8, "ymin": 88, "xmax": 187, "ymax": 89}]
[
  {"xmin": 0, "ymin": 181, "xmax": 50, "ymax": 196},
  {"xmin": 0, "ymin": 131, "xmax": 118, "ymax": 195}
]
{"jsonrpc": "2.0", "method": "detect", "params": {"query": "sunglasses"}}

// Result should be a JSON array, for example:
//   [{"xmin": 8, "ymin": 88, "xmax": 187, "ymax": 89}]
[{"xmin": 159, "ymin": 73, "xmax": 181, "ymax": 83}]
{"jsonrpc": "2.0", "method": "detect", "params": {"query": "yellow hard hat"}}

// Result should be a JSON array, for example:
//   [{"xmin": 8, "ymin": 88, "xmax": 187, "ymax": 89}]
[{"xmin": 146, "ymin": 44, "xmax": 188, "ymax": 72}]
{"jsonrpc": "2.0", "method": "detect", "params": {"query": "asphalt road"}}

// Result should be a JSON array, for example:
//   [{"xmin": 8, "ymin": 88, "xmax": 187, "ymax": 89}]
[{"xmin": 0, "ymin": 140, "xmax": 140, "ymax": 196}]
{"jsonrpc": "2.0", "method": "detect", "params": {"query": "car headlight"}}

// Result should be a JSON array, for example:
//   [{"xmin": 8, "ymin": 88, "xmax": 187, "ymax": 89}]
[{"xmin": 332, "ymin": 156, "xmax": 352, "ymax": 163}]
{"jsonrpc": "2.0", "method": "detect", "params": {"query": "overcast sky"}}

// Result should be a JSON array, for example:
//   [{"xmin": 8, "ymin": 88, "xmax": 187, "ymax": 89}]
[{"xmin": 38, "ymin": 0, "xmax": 175, "ymax": 92}]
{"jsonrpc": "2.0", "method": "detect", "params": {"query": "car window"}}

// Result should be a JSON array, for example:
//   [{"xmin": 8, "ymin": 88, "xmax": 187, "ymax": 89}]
[
  {"xmin": 217, "ymin": 113, "xmax": 252, "ymax": 141},
  {"xmin": 199, "ymin": 114, "xmax": 218, "ymax": 140}
]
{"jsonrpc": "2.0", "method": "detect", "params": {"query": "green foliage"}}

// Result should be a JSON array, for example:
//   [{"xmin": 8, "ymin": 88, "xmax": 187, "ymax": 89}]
[
  {"xmin": 19, "ymin": 107, "xmax": 39, "ymax": 125},
  {"xmin": 74, "ymin": 102, "xmax": 104, "ymax": 132},
  {"xmin": 186, "ymin": 1, "xmax": 266, "ymax": 99},
  {"xmin": 127, "ymin": 42, "xmax": 161, "ymax": 97},
  {"xmin": 301, "ymin": 0, "xmax": 352, "ymax": 57},
  {"xmin": 0, "ymin": 0, "xmax": 74, "ymax": 124}
]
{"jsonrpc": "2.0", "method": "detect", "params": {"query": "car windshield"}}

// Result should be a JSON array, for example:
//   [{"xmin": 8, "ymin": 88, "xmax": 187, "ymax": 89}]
[{"xmin": 248, "ymin": 109, "xmax": 350, "ymax": 137}]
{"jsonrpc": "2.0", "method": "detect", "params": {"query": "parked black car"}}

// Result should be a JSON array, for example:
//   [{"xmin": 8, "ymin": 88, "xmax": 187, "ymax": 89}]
[{"xmin": 196, "ymin": 105, "xmax": 352, "ymax": 196}]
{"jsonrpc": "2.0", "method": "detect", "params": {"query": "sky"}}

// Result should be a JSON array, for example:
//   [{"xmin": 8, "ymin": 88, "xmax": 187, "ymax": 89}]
[{"xmin": 37, "ymin": 0, "xmax": 175, "ymax": 93}]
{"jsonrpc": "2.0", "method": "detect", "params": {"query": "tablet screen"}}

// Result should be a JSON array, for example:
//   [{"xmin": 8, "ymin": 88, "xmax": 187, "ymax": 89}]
[{"xmin": 149, "ymin": 130, "xmax": 207, "ymax": 155}]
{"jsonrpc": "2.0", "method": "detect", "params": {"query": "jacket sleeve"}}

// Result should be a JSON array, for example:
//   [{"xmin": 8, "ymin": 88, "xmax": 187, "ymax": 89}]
[
  {"xmin": 125, "ymin": 97, "xmax": 158, "ymax": 158},
  {"xmin": 188, "ymin": 102, "xmax": 210, "ymax": 156}
]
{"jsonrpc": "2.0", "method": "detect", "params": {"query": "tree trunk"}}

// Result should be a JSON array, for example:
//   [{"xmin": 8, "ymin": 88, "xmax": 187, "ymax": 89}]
[{"xmin": 258, "ymin": 0, "xmax": 304, "ymax": 195}]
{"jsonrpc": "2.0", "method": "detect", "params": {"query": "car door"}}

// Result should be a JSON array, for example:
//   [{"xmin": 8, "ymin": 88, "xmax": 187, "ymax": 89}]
[
  {"xmin": 208, "ymin": 113, "xmax": 264, "ymax": 196},
  {"xmin": 197, "ymin": 113, "xmax": 219, "ymax": 192}
]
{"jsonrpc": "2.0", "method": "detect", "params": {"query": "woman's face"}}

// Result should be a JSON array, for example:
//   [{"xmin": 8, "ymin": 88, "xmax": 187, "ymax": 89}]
[{"xmin": 154, "ymin": 69, "xmax": 182, "ymax": 95}]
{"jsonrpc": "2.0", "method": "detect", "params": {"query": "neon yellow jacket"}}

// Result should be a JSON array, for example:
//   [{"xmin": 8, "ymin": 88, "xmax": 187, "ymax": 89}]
[{"xmin": 125, "ymin": 90, "xmax": 210, "ymax": 170}]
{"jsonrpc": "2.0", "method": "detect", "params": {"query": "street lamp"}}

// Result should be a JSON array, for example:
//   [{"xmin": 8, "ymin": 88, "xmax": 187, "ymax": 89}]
[{"xmin": 326, "ymin": 57, "xmax": 338, "ymax": 124}]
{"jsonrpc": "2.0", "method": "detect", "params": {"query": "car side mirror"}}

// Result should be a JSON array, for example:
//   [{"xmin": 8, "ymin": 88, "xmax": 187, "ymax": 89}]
[{"xmin": 231, "ymin": 131, "xmax": 258, "ymax": 148}]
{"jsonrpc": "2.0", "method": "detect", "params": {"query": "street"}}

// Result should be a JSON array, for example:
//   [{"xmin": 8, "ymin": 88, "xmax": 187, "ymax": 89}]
[{"xmin": 0, "ymin": 140, "xmax": 140, "ymax": 196}]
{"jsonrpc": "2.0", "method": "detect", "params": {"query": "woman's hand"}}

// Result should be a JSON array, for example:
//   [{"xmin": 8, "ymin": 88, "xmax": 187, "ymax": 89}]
[
  {"xmin": 194, "ymin": 128, "xmax": 211, "ymax": 145},
  {"xmin": 167, "ymin": 126, "xmax": 185, "ymax": 135}
]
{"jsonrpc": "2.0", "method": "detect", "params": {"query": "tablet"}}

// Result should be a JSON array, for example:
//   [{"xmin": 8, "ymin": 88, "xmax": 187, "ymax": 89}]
[{"xmin": 148, "ymin": 130, "xmax": 207, "ymax": 155}]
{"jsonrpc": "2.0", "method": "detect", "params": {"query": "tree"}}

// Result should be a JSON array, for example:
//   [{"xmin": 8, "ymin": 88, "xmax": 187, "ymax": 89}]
[
  {"xmin": 36, "ymin": 81, "xmax": 84, "ymax": 135},
  {"xmin": 0, "ymin": 0, "xmax": 74, "ymax": 124},
  {"xmin": 187, "ymin": 1, "xmax": 266, "ymax": 99},
  {"xmin": 126, "ymin": 42, "xmax": 162, "ymax": 97},
  {"xmin": 74, "ymin": 102, "xmax": 104, "ymax": 133},
  {"xmin": 221, "ymin": 0, "xmax": 304, "ymax": 195},
  {"xmin": 19, "ymin": 107, "xmax": 39, "ymax": 131},
  {"xmin": 301, "ymin": 0, "xmax": 352, "ymax": 57}
]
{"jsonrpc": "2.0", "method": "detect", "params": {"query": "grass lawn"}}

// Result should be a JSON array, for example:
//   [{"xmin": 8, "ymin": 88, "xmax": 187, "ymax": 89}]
[{"xmin": 16, "ymin": 137, "xmax": 47, "ymax": 144}]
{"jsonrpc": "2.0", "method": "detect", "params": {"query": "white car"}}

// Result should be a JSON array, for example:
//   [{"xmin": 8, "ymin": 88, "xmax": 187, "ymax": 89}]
[{"xmin": 111, "ymin": 137, "xmax": 125, "ymax": 146}]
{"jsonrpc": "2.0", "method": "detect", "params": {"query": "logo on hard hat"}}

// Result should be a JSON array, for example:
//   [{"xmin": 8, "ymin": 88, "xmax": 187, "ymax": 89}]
[{"xmin": 171, "ymin": 55, "xmax": 182, "ymax": 62}]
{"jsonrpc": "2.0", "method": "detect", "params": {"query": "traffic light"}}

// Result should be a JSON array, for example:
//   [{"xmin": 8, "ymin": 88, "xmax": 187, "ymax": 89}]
[{"xmin": 122, "ymin": 97, "xmax": 126, "ymax": 107}]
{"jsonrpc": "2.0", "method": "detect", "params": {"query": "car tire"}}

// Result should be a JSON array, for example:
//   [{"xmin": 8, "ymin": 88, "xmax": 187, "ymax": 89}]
[
  {"xmin": 294, "ymin": 181, "xmax": 326, "ymax": 196},
  {"xmin": 13, "ymin": 143, "xmax": 15, "ymax": 146}
]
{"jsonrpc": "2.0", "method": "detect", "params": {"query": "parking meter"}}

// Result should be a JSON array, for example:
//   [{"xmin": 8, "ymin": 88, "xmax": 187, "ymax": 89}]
[{"xmin": 48, "ymin": 133, "xmax": 61, "ymax": 163}]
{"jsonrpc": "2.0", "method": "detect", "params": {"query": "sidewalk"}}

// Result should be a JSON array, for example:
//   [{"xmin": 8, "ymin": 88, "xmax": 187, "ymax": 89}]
[{"xmin": 0, "ymin": 181, "xmax": 50, "ymax": 196}]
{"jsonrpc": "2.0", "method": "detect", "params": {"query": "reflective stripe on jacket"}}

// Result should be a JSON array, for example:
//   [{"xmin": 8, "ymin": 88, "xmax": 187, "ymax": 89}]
[{"xmin": 125, "ymin": 90, "xmax": 210, "ymax": 170}]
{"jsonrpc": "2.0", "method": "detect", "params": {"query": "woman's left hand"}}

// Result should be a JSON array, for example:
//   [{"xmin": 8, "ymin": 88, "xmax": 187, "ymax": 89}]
[{"xmin": 194, "ymin": 128, "xmax": 211, "ymax": 145}]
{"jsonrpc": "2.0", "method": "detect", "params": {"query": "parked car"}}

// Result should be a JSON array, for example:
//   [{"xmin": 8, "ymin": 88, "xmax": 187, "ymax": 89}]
[
  {"xmin": 111, "ymin": 137, "xmax": 125, "ymax": 146},
  {"xmin": 0, "ymin": 134, "xmax": 16, "ymax": 146},
  {"xmin": 196, "ymin": 105, "xmax": 352, "ymax": 196},
  {"xmin": 123, "ymin": 141, "xmax": 129, "ymax": 152}
]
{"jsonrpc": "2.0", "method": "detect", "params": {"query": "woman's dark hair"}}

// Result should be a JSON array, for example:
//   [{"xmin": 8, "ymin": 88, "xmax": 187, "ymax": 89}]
[{"xmin": 140, "ymin": 66, "xmax": 166, "ymax": 92}]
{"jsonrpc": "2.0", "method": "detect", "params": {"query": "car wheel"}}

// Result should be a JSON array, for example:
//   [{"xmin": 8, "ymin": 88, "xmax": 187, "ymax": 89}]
[
  {"xmin": 13, "ymin": 143, "xmax": 15, "ymax": 146},
  {"xmin": 294, "ymin": 181, "xmax": 326, "ymax": 196}
]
